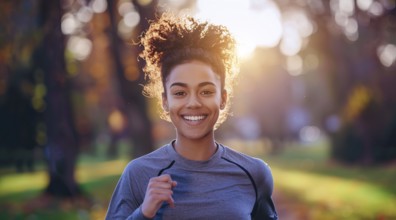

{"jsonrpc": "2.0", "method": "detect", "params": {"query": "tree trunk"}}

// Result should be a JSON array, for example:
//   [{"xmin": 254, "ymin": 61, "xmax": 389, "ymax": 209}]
[
  {"xmin": 37, "ymin": 0, "xmax": 80, "ymax": 197},
  {"xmin": 106, "ymin": 0, "xmax": 156, "ymax": 158}
]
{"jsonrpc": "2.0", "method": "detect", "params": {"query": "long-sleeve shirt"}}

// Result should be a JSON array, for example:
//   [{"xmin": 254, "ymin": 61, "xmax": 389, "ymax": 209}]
[{"xmin": 106, "ymin": 142, "xmax": 278, "ymax": 220}]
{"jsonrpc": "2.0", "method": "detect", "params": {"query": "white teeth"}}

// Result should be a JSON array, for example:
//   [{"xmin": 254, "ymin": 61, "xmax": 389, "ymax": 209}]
[{"xmin": 183, "ymin": 115, "xmax": 205, "ymax": 121}]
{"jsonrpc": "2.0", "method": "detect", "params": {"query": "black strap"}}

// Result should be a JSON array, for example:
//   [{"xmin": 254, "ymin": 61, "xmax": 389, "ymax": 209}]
[
  {"xmin": 221, "ymin": 157, "xmax": 258, "ymax": 216},
  {"xmin": 157, "ymin": 160, "xmax": 176, "ymax": 176}
]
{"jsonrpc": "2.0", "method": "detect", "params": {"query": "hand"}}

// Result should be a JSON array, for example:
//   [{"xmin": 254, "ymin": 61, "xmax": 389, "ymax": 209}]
[{"xmin": 141, "ymin": 174, "xmax": 177, "ymax": 218}]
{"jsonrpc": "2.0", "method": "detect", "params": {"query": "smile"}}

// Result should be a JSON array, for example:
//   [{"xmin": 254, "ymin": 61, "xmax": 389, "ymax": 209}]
[{"xmin": 183, "ymin": 115, "xmax": 206, "ymax": 121}]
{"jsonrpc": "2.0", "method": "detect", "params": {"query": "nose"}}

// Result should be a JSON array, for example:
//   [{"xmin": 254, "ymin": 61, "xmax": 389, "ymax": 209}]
[{"xmin": 186, "ymin": 94, "xmax": 202, "ymax": 108}]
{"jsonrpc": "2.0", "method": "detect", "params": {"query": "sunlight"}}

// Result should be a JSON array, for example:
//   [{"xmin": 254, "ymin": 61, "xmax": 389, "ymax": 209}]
[
  {"xmin": 286, "ymin": 55, "xmax": 303, "ymax": 76},
  {"xmin": 0, "ymin": 160, "xmax": 128, "ymax": 196},
  {"xmin": 67, "ymin": 36, "xmax": 92, "ymax": 61},
  {"xmin": 377, "ymin": 44, "xmax": 396, "ymax": 67},
  {"xmin": 340, "ymin": 0, "xmax": 355, "ymax": 15},
  {"xmin": 123, "ymin": 11, "xmax": 140, "ymax": 28},
  {"xmin": 195, "ymin": 0, "xmax": 282, "ymax": 59},
  {"xmin": 118, "ymin": 1, "xmax": 140, "ymax": 39},
  {"xmin": 368, "ymin": 2, "xmax": 384, "ymax": 16},
  {"xmin": 61, "ymin": 13, "xmax": 79, "ymax": 35},
  {"xmin": 280, "ymin": 26, "xmax": 302, "ymax": 56},
  {"xmin": 108, "ymin": 109, "xmax": 126, "ymax": 133},
  {"xmin": 299, "ymin": 126, "xmax": 321, "ymax": 143},
  {"xmin": 76, "ymin": 6, "xmax": 93, "ymax": 23},
  {"xmin": 90, "ymin": 0, "xmax": 107, "ymax": 13},
  {"xmin": 357, "ymin": 0, "xmax": 373, "ymax": 11},
  {"xmin": 118, "ymin": 1, "xmax": 135, "ymax": 16},
  {"xmin": 280, "ymin": 8, "xmax": 314, "ymax": 56}
]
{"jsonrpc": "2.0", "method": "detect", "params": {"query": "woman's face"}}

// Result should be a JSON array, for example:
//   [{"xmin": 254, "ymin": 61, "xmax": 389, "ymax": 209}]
[{"xmin": 162, "ymin": 60, "xmax": 227, "ymax": 141}]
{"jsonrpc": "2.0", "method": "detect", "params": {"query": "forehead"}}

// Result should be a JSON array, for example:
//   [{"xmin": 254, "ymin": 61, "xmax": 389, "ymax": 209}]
[{"xmin": 166, "ymin": 60, "xmax": 221, "ymax": 87}]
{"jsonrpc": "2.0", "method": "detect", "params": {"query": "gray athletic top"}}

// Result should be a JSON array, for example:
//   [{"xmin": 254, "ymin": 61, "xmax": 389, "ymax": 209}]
[{"xmin": 106, "ymin": 142, "xmax": 278, "ymax": 220}]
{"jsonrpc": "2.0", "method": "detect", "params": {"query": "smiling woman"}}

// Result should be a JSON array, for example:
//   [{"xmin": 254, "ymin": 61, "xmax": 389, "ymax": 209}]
[
  {"xmin": 105, "ymin": 12, "xmax": 278, "ymax": 220},
  {"xmin": 140, "ymin": 14, "xmax": 238, "ymax": 127},
  {"xmin": 163, "ymin": 60, "xmax": 225, "ymax": 149}
]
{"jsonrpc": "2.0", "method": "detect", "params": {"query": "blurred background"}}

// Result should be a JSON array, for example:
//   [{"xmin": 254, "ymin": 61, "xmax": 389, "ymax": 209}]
[{"xmin": 0, "ymin": 0, "xmax": 395, "ymax": 219}]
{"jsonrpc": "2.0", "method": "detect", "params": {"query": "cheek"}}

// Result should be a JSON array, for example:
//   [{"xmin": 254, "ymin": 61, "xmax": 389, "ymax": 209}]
[
  {"xmin": 207, "ymin": 98, "xmax": 222, "ymax": 110},
  {"xmin": 166, "ymin": 99, "xmax": 182, "ymax": 111}
]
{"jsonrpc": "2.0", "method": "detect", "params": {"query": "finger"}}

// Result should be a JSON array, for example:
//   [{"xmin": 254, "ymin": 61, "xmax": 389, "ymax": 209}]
[
  {"xmin": 146, "ymin": 175, "xmax": 177, "ymax": 208},
  {"xmin": 149, "ymin": 191, "xmax": 175, "ymax": 208},
  {"xmin": 156, "ymin": 174, "xmax": 173, "ymax": 182},
  {"xmin": 168, "ymin": 196, "xmax": 175, "ymax": 208},
  {"xmin": 149, "ymin": 175, "xmax": 177, "ymax": 189},
  {"xmin": 148, "ymin": 181, "xmax": 174, "ymax": 190},
  {"xmin": 141, "ymin": 191, "xmax": 174, "ymax": 218},
  {"xmin": 147, "ymin": 188, "xmax": 174, "ymax": 196}
]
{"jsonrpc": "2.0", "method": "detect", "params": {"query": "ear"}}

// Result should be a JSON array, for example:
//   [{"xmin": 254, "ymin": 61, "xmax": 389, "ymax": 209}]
[
  {"xmin": 162, "ymin": 92, "xmax": 169, "ymax": 112},
  {"xmin": 220, "ymin": 89, "xmax": 228, "ymax": 110}
]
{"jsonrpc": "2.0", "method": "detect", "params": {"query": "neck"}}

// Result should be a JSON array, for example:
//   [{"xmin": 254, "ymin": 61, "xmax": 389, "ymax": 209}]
[{"xmin": 173, "ymin": 135, "xmax": 218, "ymax": 161}]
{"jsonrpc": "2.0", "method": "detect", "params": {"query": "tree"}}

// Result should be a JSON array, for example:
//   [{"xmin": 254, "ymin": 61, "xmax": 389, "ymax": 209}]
[
  {"xmin": 105, "ymin": 0, "xmax": 160, "ymax": 158},
  {"xmin": 276, "ymin": 0, "xmax": 396, "ymax": 164},
  {"xmin": 0, "ymin": 0, "xmax": 40, "ymax": 171},
  {"xmin": 36, "ymin": 0, "xmax": 80, "ymax": 197}
]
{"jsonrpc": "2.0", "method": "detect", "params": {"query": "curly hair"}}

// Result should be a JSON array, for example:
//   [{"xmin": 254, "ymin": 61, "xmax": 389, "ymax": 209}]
[{"xmin": 139, "ymin": 12, "xmax": 239, "ymax": 126}]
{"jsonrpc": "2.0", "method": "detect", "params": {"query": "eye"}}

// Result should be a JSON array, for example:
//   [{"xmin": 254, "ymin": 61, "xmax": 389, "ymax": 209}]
[
  {"xmin": 173, "ymin": 91, "xmax": 186, "ymax": 97},
  {"xmin": 201, "ymin": 90, "xmax": 215, "ymax": 96}
]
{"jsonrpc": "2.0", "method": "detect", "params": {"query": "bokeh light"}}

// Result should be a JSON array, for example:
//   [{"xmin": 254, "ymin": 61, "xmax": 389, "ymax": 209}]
[
  {"xmin": 377, "ymin": 44, "xmax": 396, "ymax": 67},
  {"xmin": 61, "ymin": 13, "xmax": 79, "ymax": 35},
  {"xmin": 67, "ymin": 36, "xmax": 93, "ymax": 61},
  {"xmin": 108, "ymin": 109, "xmax": 126, "ymax": 134},
  {"xmin": 76, "ymin": 6, "xmax": 93, "ymax": 23},
  {"xmin": 299, "ymin": 126, "xmax": 321, "ymax": 143},
  {"xmin": 195, "ymin": 0, "xmax": 282, "ymax": 59},
  {"xmin": 91, "ymin": 0, "xmax": 108, "ymax": 13}
]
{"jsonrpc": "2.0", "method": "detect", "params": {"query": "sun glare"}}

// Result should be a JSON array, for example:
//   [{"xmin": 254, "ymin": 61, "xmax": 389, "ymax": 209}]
[{"xmin": 195, "ymin": 0, "xmax": 282, "ymax": 59}]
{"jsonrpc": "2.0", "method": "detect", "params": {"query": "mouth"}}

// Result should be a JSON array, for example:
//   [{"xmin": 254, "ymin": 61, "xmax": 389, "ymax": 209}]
[{"xmin": 182, "ymin": 115, "xmax": 207, "ymax": 122}]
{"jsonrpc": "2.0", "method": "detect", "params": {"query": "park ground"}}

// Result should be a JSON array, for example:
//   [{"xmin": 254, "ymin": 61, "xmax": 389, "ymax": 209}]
[{"xmin": 1, "ymin": 139, "xmax": 396, "ymax": 220}]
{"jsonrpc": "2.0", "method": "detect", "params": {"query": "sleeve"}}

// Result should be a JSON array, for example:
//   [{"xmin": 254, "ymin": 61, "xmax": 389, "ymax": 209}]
[
  {"xmin": 251, "ymin": 159, "xmax": 278, "ymax": 220},
  {"xmin": 105, "ymin": 162, "xmax": 151, "ymax": 220}
]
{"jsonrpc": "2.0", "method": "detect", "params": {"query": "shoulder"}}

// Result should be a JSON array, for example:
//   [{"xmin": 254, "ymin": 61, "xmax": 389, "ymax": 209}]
[
  {"xmin": 221, "ymin": 144, "xmax": 274, "ymax": 194},
  {"xmin": 221, "ymin": 144, "xmax": 271, "ymax": 171},
  {"xmin": 123, "ymin": 144, "xmax": 173, "ymax": 178}
]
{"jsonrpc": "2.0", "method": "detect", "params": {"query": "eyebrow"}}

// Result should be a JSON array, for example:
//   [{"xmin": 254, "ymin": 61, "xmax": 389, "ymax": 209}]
[{"xmin": 169, "ymin": 82, "xmax": 216, "ymax": 88}]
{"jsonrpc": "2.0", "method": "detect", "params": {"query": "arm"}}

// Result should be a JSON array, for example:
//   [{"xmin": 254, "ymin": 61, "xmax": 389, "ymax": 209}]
[
  {"xmin": 105, "ymin": 163, "xmax": 149, "ymax": 220},
  {"xmin": 105, "ymin": 165, "xmax": 177, "ymax": 220},
  {"xmin": 252, "ymin": 160, "xmax": 278, "ymax": 220}
]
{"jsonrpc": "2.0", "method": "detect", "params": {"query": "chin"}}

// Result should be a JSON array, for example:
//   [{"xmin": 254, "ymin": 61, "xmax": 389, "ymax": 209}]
[{"xmin": 179, "ymin": 129, "xmax": 213, "ymax": 141}]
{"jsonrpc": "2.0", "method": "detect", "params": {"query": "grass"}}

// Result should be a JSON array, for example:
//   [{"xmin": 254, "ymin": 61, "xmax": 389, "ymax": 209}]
[
  {"xmin": 271, "ymin": 166, "xmax": 396, "ymax": 219},
  {"xmin": 0, "ymin": 158, "xmax": 128, "ymax": 220},
  {"xmin": 1, "ymin": 139, "xmax": 396, "ymax": 219},
  {"xmin": 260, "ymin": 140, "xmax": 396, "ymax": 220}
]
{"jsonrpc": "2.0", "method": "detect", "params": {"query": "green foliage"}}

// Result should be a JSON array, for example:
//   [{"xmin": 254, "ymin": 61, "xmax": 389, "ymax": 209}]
[
  {"xmin": 331, "ymin": 103, "xmax": 396, "ymax": 165},
  {"xmin": 329, "ymin": 84, "xmax": 396, "ymax": 165},
  {"xmin": 331, "ymin": 124, "xmax": 364, "ymax": 163}
]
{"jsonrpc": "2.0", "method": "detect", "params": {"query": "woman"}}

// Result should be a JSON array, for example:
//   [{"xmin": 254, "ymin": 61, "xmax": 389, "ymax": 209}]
[{"xmin": 106, "ymin": 12, "xmax": 278, "ymax": 220}]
